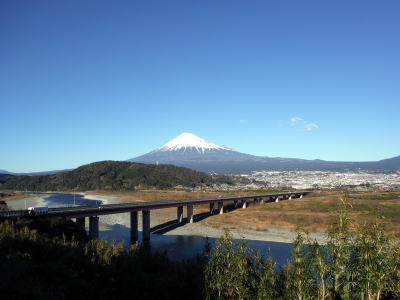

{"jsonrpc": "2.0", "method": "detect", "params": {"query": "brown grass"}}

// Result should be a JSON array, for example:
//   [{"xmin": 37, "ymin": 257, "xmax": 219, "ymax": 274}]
[
  {"xmin": 85, "ymin": 189, "xmax": 400, "ymax": 237},
  {"xmin": 0, "ymin": 193, "xmax": 27, "ymax": 201},
  {"xmin": 202, "ymin": 190, "xmax": 400, "ymax": 237}
]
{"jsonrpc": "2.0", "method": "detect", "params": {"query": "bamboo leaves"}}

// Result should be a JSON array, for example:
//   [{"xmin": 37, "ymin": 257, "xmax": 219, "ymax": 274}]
[{"xmin": 204, "ymin": 203, "xmax": 400, "ymax": 300}]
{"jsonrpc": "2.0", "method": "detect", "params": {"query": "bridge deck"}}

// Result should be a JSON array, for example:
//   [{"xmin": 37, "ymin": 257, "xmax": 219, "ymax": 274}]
[{"xmin": 0, "ymin": 191, "xmax": 311, "ymax": 219}]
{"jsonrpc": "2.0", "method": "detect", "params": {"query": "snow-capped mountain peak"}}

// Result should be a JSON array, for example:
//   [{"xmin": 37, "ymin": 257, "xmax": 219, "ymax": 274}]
[{"xmin": 158, "ymin": 132, "xmax": 230, "ymax": 153}]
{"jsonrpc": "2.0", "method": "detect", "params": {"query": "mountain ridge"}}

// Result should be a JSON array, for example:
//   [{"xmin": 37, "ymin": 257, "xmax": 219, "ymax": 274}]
[
  {"xmin": 0, "ymin": 161, "xmax": 235, "ymax": 191},
  {"xmin": 130, "ymin": 133, "xmax": 400, "ymax": 174},
  {"xmin": 0, "ymin": 169, "xmax": 71, "ymax": 176}
]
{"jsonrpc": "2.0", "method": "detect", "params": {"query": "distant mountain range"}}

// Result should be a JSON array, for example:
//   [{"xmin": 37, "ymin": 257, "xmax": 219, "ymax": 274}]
[
  {"xmin": 2, "ymin": 133, "xmax": 399, "ymax": 177},
  {"xmin": 130, "ymin": 133, "xmax": 400, "ymax": 174},
  {"xmin": 0, "ymin": 169, "xmax": 70, "ymax": 176},
  {"xmin": 0, "ymin": 161, "xmax": 234, "ymax": 191}
]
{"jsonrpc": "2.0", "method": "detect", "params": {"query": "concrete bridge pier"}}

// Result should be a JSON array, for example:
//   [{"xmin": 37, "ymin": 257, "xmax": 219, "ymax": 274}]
[
  {"xmin": 275, "ymin": 196, "xmax": 280, "ymax": 203},
  {"xmin": 234, "ymin": 200, "xmax": 239, "ymax": 208},
  {"xmin": 76, "ymin": 217, "xmax": 85, "ymax": 231},
  {"xmin": 209, "ymin": 203, "xmax": 215, "ymax": 214},
  {"xmin": 89, "ymin": 216, "xmax": 99, "ymax": 239},
  {"xmin": 142, "ymin": 210, "xmax": 150, "ymax": 242},
  {"xmin": 187, "ymin": 205, "xmax": 194, "ymax": 223},
  {"xmin": 130, "ymin": 211, "xmax": 138, "ymax": 244},
  {"xmin": 260, "ymin": 197, "xmax": 264, "ymax": 204},
  {"xmin": 242, "ymin": 200, "xmax": 247, "ymax": 208},
  {"xmin": 218, "ymin": 202, "xmax": 224, "ymax": 214},
  {"xmin": 177, "ymin": 206, "xmax": 184, "ymax": 223},
  {"xmin": 300, "ymin": 194, "xmax": 303, "ymax": 198}
]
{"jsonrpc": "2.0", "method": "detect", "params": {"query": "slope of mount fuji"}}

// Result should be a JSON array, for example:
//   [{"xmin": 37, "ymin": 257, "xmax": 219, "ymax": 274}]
[
  {"xmin": 129, "ymin": 133, "xmax": 400, "ymax": 174},
  {"xmin": 129, "ymin": 133, "xmax": 307, "ymax": 173}
]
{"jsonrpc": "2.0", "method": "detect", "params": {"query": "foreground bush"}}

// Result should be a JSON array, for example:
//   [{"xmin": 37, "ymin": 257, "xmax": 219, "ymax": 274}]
[
  {"xmin": 1, "ymin": 200, "xmax": 399, "ymax": 299},
  {"xmin": 0, "ymin": 220, "xmax": 205, "ymax": 300},
  {"xmin": 205, "ymin": 204, "xmax": 400, "ymax": 300}
]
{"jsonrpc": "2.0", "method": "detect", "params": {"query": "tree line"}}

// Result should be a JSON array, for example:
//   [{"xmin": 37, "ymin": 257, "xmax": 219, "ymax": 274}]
[{"xmin": 0, "ymin": 160, "xmax": 235, "ymax": 191}]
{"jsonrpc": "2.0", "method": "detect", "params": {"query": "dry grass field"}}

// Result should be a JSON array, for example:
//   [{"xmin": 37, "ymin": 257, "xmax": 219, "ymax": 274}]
[
  {"xmin": 3, "ymin": 189, "xmax": 399, "ymax": 238},
  {"xmin": 202, "ymin": 190, "xmax": 400, "ymax": 237},
  {"xmin": 0, "ymin": 192, "xmax": 26, "ymax": 201},
  {"xmin": 90, "ymin": 189, "xmax": 400, "ymax": 237}
]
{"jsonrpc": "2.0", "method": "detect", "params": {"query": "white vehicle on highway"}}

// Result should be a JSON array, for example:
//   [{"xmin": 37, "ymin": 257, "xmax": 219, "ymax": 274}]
[{"xmin": 27, "ymin": 206, "xmax": 49, "ymax": 215}]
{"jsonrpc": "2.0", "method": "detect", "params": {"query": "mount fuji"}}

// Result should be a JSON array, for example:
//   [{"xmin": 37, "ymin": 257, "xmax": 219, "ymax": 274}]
[
  {"xmin": 129, "ymin": 133, "xmax": 262, "ymax": 173},
  {"xmin": 129, "ymin": 133, "xmax": 400, "ymax": 174}
]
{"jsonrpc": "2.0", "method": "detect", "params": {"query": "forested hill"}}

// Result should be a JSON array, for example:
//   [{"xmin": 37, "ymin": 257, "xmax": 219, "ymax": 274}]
[{"xmin": 0, "ymin": 161, "xmax": 234, "ymax": 191}]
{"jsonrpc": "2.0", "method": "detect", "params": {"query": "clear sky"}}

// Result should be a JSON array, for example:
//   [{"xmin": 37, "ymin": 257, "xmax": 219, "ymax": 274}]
[{"xmin": 1, "ymin": 0, "xmax": 399, "ymax": 172}]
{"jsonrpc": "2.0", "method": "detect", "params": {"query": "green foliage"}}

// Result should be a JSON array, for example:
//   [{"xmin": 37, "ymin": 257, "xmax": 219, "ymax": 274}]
[
  {"xmin": 0, "ymin": 220, "xmax": 205, "ymax": 300},
  {"xmin": 205, "ymin": 203, "xmax": 400, "ymax": 300},
  {"xmin": 0, "ymin": 160, "xmax": 235, "ymax": 191},
  {"xmin": 1, "ymin": 200, "xmax": 400, "ymax": 300},
  {"xmin": 308, "ymin": 241, "xmax": 330, "ymax": 300},
  {"xmin": 327, "ymin": 206, "xmax": 353, "ymax": 298},
  {"xmin": 84, "ymin": 239, "xmax": 124, "ymax": 265},
  {"xmin": 350, "ymin": 222, "xmax": 395, "ymax": 300},
  {"xmin": 255, "ymin": 251, "xmax": 277, "ymax": 299},
  {"xmin": 283, "ymin": 234, "xmax": 315, "ymax": 300},
  {"xmin": 205, "ymin": 231, "xmax": 261, "ymax": 299}
]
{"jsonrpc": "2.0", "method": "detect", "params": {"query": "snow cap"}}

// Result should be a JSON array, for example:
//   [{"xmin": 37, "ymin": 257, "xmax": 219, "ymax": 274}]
[{"xmin": 158, "ymin": 132, "xmax": 230, "ymax": 153}]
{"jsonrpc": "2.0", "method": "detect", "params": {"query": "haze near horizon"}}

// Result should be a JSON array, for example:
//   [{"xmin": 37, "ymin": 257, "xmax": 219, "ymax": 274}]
[{"xmin": 1, "ymin": 0, "xmax": 399, "ymax": 172}]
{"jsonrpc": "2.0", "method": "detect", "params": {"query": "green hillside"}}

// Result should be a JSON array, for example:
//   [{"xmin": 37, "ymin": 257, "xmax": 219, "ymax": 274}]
[{"xmin": 0, "ymin": 161, "xmax": 234, "ymax": 191}]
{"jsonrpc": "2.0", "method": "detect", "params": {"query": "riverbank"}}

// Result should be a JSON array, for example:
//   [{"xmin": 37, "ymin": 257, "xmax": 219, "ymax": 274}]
[
  {"xmin": 85, "ymin": 189, "xmax": 400, "ymax": 242},
  {"xmin": 84, "ymin": 192, "xmax": 328, "ymax": 244},
  {"xmin": 0, "ymin": 192, "xmax": 27, "ymax": 201},
  {"xmin": 10, "ymin": 189, "xmax": 398, "ymax": 244}
]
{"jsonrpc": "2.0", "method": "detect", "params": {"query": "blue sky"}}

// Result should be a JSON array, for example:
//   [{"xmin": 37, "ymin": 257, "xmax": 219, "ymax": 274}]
[{"xmin": 1, "ymin": 0, "xmax": 399, "ymax": 172}]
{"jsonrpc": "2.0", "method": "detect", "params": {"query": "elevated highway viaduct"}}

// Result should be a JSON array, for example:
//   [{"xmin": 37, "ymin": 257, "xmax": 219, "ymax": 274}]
[{"xmin": 0, "ymin": 191, "xmax": 311, "ymax": 243}]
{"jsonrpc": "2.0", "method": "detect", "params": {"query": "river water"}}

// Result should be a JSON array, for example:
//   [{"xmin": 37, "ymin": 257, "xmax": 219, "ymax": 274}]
[{"xmin": 6, "ymin": 193, "xmax": 293, "ymax": 264}]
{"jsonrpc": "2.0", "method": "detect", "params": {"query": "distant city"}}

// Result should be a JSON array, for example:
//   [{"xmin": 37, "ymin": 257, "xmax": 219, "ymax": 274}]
[
  {"xmin": 243, "ymin": 171, "xmax": 400, "ymax": 191},
  {"xmin": 183, "ymin": 171, "xmax": 400, "ymax": 191}
]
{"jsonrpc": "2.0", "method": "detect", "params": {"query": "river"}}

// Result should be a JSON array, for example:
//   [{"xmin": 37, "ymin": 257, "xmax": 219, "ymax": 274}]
[{"xmin": 6, "ymin": 193, "xmax": 293, "ymax": 264}]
